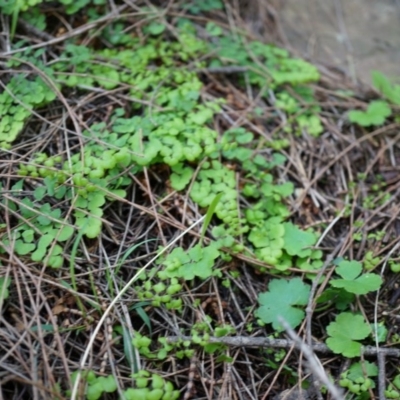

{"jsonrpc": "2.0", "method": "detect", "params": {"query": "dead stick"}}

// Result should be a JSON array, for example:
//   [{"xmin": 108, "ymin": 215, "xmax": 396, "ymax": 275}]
[{"xmin": 166, "ymin": 336, "xmax": 400, "ymax": 357}]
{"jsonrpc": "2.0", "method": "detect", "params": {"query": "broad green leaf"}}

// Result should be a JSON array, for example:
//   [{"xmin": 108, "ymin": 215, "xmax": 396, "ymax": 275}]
[
  {"xmin": 48, "ymin": 244, "xmax": 63, "ymax": 257},
  {"xmin": 255, "ymin": 277, "xmax": 310, "ymax": 331},
  {"xmin": 48, "ymin": 254, "xmax": 63, "ymax": 269},
  {"xmin": 283, "ymin": 222, "xmax": 317, "ymax": 258},
  {"xmin": 106, "ymin": 189, "xmax": 126, "ymax": 199},
  {"xmin": 57, "ymin": 225, "xmax": 74, "ymax": 241},
  {"xmin": 97, "ymin": 375, "xmax": 117, "ymax": 393},
  {"xmin": 249, "ymin": 217, "xmax": 285, "ymax": 248},
  {"xmin": 86, "ymin": 382, "xmax": 103, "ymax": 400},
  {"xmin": 145, "ymin": 22, "xmax": 166, "ymax": 36},
  {"xmin": 34, "ymin": 186, "xmax": 47, "ymax": 201},
  {"xmin": 19, "ymin": 197, "xmax": 35, "ymax": 218},
  {"xmin": 326, "ymin": 313, "xmax": 370, "ymax": 357},
  {"xmin": 14, "ymin": 240, "xmax": 36, "ymax": 256},
  {"xmin": 370, "ymin": 322, "xmax": 387, "ymax": 343},
  {"xmin": 331, "ymin": 259, "xmax": 382, "ymax": 295},
  {"xmin": 22, "ymin": 229, "xmax": 35, "ymax": 243},
  {"xmin": 335, "ymin": 260, "xmax": 362, "ymax": 280},
  {"xmin": 31, "ymin": 234, "xmax": 53, "ymax": 261},
  {"xmin": 43, "ymin": 176, "xmax": 56, "ymax": 196}
]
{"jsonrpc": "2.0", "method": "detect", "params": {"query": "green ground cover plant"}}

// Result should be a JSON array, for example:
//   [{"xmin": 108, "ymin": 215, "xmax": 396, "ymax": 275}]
[{"xmin": 1, "ymin": 1, "xmax": 400, "ymax": 399}]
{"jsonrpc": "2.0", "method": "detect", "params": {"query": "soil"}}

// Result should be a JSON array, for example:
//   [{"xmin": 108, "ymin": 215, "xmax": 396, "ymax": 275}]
[{"xmin": 278, "ymin": 0, "xmax": 400, "ymax": 84}]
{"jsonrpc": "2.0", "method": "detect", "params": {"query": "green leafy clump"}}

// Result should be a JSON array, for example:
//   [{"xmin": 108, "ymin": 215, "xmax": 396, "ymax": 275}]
[
  {"xmin": 190, "ymin": 161, "xmax": 245, "ymax": 235},
  {"xmin": 67, "ymin": 370, "xmax": 117, "ymax": 400},
  {"xmin": 0, "ymin": 75, "xmax": 56, "ymax": 149},
  {"xmin": 1, "ymin": 181, "xmax": 74, "ymax": 268},
  {"xmin": 386, "ymin": 375, "xmax": 400, "ymax": 399},
  {"xmin": 158, "ymin": 242, "xmax": 221, "ymax": 280},
  {"xmin": 210, "ymin": 37, "xmax": 323, "ymax": 137},
  {"xmin": 372, "ymin": 70, "xmax": 400, "ymax": 105},
  {"xmin": 190, "ymin": 320, "xmax": 234, "ymax": 358},
  {"xmin": 255, "ymin": 277, "xmax": 311, "ymax": 331},
  {"xmin": 132, "ymin": 331, "xmax": 195, "ymax": 360},
  {"xmin": 52, "ymin": 35, "xmax": 207, "ymax": 96},
  {"xmin": 212, "ymin": 37, "xmax": 320, "ymax": 88},
  {"xmin": 247, "ymin": 219, "xmax": 321, "ymax": 272},
  {"xmin": 0, "ymin": 0, "xmax": 106, "ymax": 15},
  {"xmin": 66, "ymin": 369, "xmax": 179, "ymax": 400},
  {"xmin": 184, "ymin": 0, "xmax": 223, "ymax": 14},
  {"xmin": 326, "ymin": 313, "xmax": 371, "ymax": 357},
  {"xmin": 0, "ymin": 0, "xmax": 43, "ymax": 14},
  {"xmin": 275, "ymin": 89, "xmax": 323, "ymax": 137},
  {"xmin": 339, "ymin": 361, "xmax": 377, "ymax": 395},
  {"xmin": 248, "ymin": 216, "xmax": 285, "ymax": 266},
  {"xmin": 125, "ymin": 370, "xmax": 180, "ymax": 400},
  {"xmin": 120, "ymin": 106, "xmax": 219, "ymax": 168},
  {"xmin": 348, "ymin": 100, "xmax": 391, "ymax": 127},
  {"xmin": 18, "ymin": 145, "xmax": 129, "ymax": 239},
  {"xmin": 135, "ymin": 276, "xmax": 183, "ymax": 310}
]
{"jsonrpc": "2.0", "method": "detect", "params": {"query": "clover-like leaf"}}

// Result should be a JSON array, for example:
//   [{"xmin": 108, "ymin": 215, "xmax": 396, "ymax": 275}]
[
  {"xmin": 326, "ymin": 313, "xmax": 371, "ymax": 357},
  {"xmin": 255, "ymin": 277, "xmax": 310, "ymax": 331},
  {"xmin": 348, "ymin": 100, "xmax": 391, "ymax": 127},
  {"xmin": 330, "ymin": 259, "xmax": 382, "ymax": 295}
]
